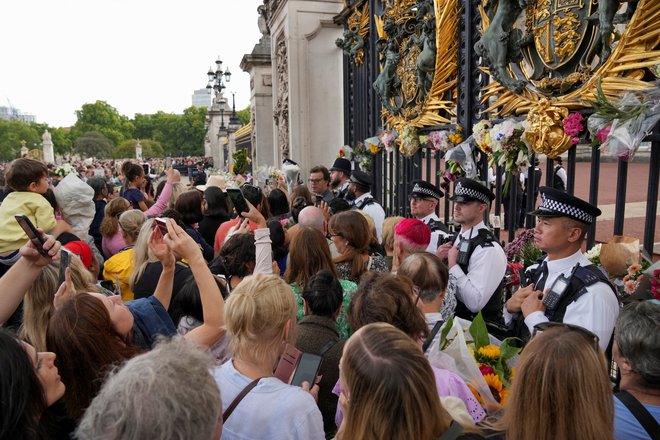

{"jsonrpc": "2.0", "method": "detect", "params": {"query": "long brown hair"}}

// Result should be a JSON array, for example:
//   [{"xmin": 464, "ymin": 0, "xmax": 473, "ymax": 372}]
[
  {"xmin": 347, "ymin": 272, "xmax": 428, "ymax": 340},
  {"xmin": 492, "ymin": 326, "xmax": 614, "ymax": 440},
  {"xmin": 100, "ymin": 197, "xmax": 129, "ymax": 237},
  {"xmin": 338, "ymin": 323, "xmax": 452, "ymax": 440},
  {"xmin": 46, "ymin": 294, "xmax": 141, "ymax": 420},
  {"xmin": 284, "ymin": 227, "xmax": 337, "ymax": 287},
  {"xmin": 329, "ymin": 210, "xmax": 371, "ymax": 279},
  {"xmin": 21, "ymin": 257, "xmax": 99, "ymax": 352}
]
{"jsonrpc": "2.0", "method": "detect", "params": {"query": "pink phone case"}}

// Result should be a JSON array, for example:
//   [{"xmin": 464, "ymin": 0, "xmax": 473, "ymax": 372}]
[{"xmin": 273, "ymin": 343, "xmax": 302, "ymax": 384}]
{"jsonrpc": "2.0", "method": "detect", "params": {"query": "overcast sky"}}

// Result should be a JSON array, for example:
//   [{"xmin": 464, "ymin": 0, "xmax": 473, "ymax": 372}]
[{"xmin": 0, "ymin": 0, "xmax": 263, "ymax": 127}]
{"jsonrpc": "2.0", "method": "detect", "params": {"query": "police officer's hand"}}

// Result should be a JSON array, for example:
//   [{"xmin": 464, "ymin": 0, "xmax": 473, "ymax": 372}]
[
  {"xmin": 447, "ymin": 245, "xmax": 460, "ymax": 268},
  {"xmin": 521, "ymin": 289, "xmax": 546, "ymax": 317},
  {"xmin": 505, "ymin": 284, "xmax": 537, "ymax": 313},
  {"xmin": 435, "ymin": 242, "xmax": 453, "ymax": 261}
]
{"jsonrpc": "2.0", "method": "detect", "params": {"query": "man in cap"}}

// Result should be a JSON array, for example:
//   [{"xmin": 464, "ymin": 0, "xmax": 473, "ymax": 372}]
[
  {"xmin": 349, "ymin": 170, "xmax": 385, "ymax": 241},
  {"xmin": 329, "ymin": 158, "xmax": 352, "ymax": 199},
  {"xmin": 504, "ymin": 187, "xmax": 618, "ymax": 351},
  {"xmin": 409, "ymin": 179, "xmax": 449, "ymax": 252},
  {"xmin": 552, "ymin": 157, "xmax": 567, "ymax": 191},
  {"xmin": 436, "ymin": 178, "xmax": 507, "ymax": 333}
]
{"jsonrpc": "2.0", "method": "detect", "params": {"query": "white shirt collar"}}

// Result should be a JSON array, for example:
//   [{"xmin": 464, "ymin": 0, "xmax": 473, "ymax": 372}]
[
  {"xmin": 419, "ymin": 212, "xmax": 439, "ymax": 223},
  {"xmin": 459, "ymin": 221, "xmax": 487, "ymax": 239},
  {"xmin": 354, "ymin": 192, "xmax": 372, "ymax": 204},
  {"xmin": 545, "ymin": 249, "xmax": 588, "ymax": 274}
]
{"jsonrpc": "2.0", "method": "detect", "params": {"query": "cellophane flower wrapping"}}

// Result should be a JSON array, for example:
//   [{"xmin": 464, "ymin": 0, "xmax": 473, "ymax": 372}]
[{"xmin": 428, "ymin": 313, "xmax": 519, "ymax": 411}]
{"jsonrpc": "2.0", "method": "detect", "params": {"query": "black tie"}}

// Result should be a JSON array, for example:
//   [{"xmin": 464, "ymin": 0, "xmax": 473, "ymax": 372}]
[{"xmin": 535, "ymin": 262, "xmax": 549, "ymax": 291}]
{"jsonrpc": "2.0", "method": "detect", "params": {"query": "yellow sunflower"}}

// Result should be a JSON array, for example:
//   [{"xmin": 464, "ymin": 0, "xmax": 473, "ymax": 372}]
[
  {"xmin": 484, "ymin": 373, "xmax": 504, "ymax": 403},
  {"xmin": 477, "ymin": 345, "xmax": 501, "ymax": 360}
]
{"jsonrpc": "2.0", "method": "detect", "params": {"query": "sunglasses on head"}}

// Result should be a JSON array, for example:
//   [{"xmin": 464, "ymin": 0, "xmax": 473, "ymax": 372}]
[{"xmin": 532, "ymin": 322, "xmax": 600, "ymax": 352}]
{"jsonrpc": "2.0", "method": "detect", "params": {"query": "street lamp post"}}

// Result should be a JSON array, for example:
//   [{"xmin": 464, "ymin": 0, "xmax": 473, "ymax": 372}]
[
  {"xmin": 226, "ymin": 93, "xmax": 243, "ymax": 172},
  {"xmin": 205, "ymin": 56, "xmax": 232, "ymax": 168}
]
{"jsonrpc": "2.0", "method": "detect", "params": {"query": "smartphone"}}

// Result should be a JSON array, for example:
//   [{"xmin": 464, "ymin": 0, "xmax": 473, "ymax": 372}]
[
  {"xmin": 227, "ymin": 187, "xmax": 250, "ymax": 216},
  {"xmin": 142, "ymin": 163, "xmax": 150, "ymax": 175},
  {"xmin": 59, "ymin": 249, "xmax": 71, "ymax": 285},
  {"xmin": 14, "ymin": 215, "xmax": 49, "ymax": 257},
  {"xmin": 290, "ymin": 353, "xmax": 322, "ymax": 388},
  {"xmin": 154, "ymin": 217, "xmax": 168, "ymax": 235},
  {"xmin": 274, "ymin": 343, "xmax": 302, "ymax": 384},
  {"xmin": 165, "ymin": 157, "xmax": 172, "ymax": 169}
]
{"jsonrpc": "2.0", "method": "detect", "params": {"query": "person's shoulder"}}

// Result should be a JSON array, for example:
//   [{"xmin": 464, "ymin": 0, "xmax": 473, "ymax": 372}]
[{"xmin": 339, "ymin": 279, "xmax": 358, "ymax": 291}]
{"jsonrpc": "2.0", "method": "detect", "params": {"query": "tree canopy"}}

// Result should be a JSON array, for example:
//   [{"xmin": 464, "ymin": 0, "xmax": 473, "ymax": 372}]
[{"xmin": 0, "ymin": 100, "xmax": 233, "ymax": 160}]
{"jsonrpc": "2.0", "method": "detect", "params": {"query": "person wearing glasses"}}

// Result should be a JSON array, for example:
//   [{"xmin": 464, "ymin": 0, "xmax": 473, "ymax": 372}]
[
  {"xmin": 504, "ymin": 187, "xmax": 619, "ymax": 351},
  {"xmin": 308, "ymin": 165, "xmax": 335, "ymax": 204},
  {"xmin": 409, "ymin": 179, "xmax": 449, "ymax": 251},
  {"xmin": 347, "ymin": 170, "xmax": 385, "ymax": 241}
]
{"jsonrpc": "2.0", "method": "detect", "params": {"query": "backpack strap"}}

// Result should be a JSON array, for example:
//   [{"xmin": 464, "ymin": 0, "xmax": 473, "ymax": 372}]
[{"xmin": 615, "ymin": 391, "xmax": 660, "ymax": 439}]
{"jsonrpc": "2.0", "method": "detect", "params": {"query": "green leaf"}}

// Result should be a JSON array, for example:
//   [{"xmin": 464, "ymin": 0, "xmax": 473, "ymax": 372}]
[
  {"xmin": 439, "ymin": 314, "xmax": 455, "ymax": 350},
  {"xmin": 468, "ymin": 312, "xmax": 489, "ymax": 349},
  {"xmin": 500, "ymin": 338, "xmax": 522, "ymax": 361}
]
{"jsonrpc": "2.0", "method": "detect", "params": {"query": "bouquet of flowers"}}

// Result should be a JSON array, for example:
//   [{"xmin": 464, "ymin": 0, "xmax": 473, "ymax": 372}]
[
  {"xmin": 427, "ymin": 125, "xmax": 464, "ymax": 153},
  {"xmin": 472, "ymin": 120, "xmax": 493, "ymax": 154},
  {"xmin": 488, "ymin": 118, "xmax": 531, "ymax": 173},
  {"xmin": 379, "ymin": 130, "xmax": 397, "ymax": 153},
  {"xmin": 622, "ymin": 263, "xmax": 646, "ymax": 295},
  {"xmin": 231, "ymin": 148, "xmax": 251, "ymax": 176},
  {"xmin": 430, "ymin": 312, "xmax": 519, "ymax": 408},
  {"xmin": 563, "ymin": 112, "xmax": 585, "ymax": 145},
  {"xmin": 338, "ymin": 145, "xmax": 354, "ymax": 160},
  {"xmin": 584, "ymin": 243, "xmax": 602, "ymax": 266},
  {"xmin": 649, "ymin": 264, "xmax": 660, "ymax": 301},
  {"xmin": 53, "ymin": 163, "xmax": 78, "ymax": 178},
  {"xmin": 587, "ymin": 80, "xmax": 660, "ymax": 161},
  {"xmin": 505, "ymin": 228, "xmax": 543, "ymax": 267},
  {"xmin": 399, "ymin": 125, "xmax": 421, "ymax": 157}
]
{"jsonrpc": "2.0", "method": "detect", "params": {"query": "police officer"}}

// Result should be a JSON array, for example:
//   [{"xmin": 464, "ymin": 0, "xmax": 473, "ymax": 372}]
[
  {"xmin": 349, "ymin": 170, "xmax": 385, "ymax": 241},
  {"xmin": 504, "ymin": 187, "xmax": 619, "ymax": 351},
  {"xmin": 409, "ymin": 180, "xmax": 449, "ymax": 252},
  {"xmin": 329, "ymin": 157, "xmax": 352, "ymax": 199},
  {"xmin": 437, "ymin": 178, "xmax": 507, "ymax": 332}
]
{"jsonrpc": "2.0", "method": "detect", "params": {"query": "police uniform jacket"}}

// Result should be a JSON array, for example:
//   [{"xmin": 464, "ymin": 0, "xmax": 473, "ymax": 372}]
[
  {"xmin": 420, "ymin": 212, "xmax": 449, "ymax": 253},
  {"xmin": 503, "ymin": 250, "xmax": 619, "ymax": 351},
  {"xmin": 353, "ymin": 192, "xmax": 385, "ymax": 241},
  {"xmin": 448, "ymin": 221, "xmax": 507, "ymax": 314}
]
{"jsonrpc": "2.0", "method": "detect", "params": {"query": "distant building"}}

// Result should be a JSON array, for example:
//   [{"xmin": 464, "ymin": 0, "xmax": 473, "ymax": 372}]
[
  {"xmin": 0, "ymin": 106, "xmax": 36, "ymax": 123},
  {"xmin": 192, "ymin": 89, "xmax": 213, "ymax": 109}
]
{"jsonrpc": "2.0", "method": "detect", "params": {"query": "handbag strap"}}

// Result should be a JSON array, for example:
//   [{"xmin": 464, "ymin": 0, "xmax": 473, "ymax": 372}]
[
  {"xmin": 423, "ymin": 320, "xmax": 444, "ymax": 354},
  {"xmin": 222, "ymin": 378, "xmax": 262, "ymax": 423},
  {"xmin": 615, "ymin": 390, "xmax": 660, "ymax": 439},
  {"xmin": 437, "ymin": 420, "xmax": 464, "ymax": 440}
]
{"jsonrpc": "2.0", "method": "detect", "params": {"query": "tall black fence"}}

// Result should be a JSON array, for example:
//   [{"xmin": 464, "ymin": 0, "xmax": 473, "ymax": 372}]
[{"xmin": 338, "ymin": 0, "xmax": 660, "ymax": 255}]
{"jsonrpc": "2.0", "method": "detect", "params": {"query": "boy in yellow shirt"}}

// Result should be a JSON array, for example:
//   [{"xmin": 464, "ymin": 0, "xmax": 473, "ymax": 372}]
[{"xmin": 0, "ymin": 158, "xmax": 69, "ymax": 265}]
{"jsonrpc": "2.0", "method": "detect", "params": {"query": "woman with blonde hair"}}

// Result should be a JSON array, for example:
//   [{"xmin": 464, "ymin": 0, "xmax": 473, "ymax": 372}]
[
  {"xmin": 487, "ymin": 323, "xmax": 614, "ymax": 440},
  {"xmin": 328, "ymin": 211, "xmax": 388, "ymax": 284},
  {"xmin": 20, "ymin": 255, "xmax": 100, "ymax": 352},
  {"xmin": 130, "ymin": 218, "xmax": 192, "ymax": 304},
  {"xmin": 102, "ymin": 209, "xmax": 146, "ymax": 301},
  {"xmin": 381, "ymin": 215, "xmax": 404, "ymax": 271},
  {"xmin": 213, "ymin": 273, "xmax": 324, "ymax": 440},
  {"xmin": 336, "ymin": 323, "xmax": 477, "ymax": 440},
  {"xmin": 284, "ymin": 226, "xmax": 356, "ymax": 339}
]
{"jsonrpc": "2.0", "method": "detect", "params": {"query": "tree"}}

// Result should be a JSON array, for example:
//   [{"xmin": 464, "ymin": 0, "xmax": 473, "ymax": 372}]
[
  {"xmin": 237, "ymin": 106, "xmax": 250, "ymax": 126},
  {"xmin": 0, "ymin": 119, "xmax": 41, "ymax": 160},
  {"xmin": 114, "ymin": 139, "xmax": 164, "ymax": 159},
  {"xmin": 71, "ymin": 101, "xmax": 132, "ymax": 146},
  {"xmin": 73, "ymin": 131, "xmax": 114, "ymax": 159}
]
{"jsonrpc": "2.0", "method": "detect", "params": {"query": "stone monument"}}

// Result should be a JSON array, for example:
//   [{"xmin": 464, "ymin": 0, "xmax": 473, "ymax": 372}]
[
  {"xmin": 42, "ymin": 130, "xmax": 54, "ymax": 163},
  {"xmin": 20, "ymin": 140, "xmax": 29, "ymax": 157},
  {"xmin": 135, "ymin": 139, "xmax": 143, "ymax": 161}
]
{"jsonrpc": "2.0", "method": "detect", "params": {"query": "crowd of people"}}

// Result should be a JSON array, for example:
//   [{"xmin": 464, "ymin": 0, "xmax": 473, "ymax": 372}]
[{"xmin": 0, "ymin": 154, "xmax": 657, "ymax": 440}]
